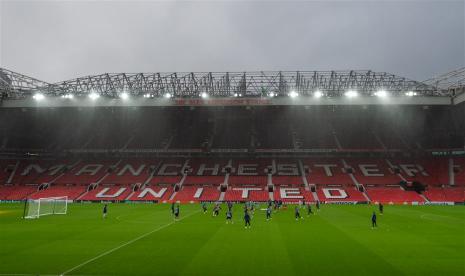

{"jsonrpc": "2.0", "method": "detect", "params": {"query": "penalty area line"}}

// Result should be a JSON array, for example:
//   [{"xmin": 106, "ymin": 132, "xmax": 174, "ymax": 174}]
[{"xmin": 60, "ymin": 210, "xmax": 200, "ymax": 276}]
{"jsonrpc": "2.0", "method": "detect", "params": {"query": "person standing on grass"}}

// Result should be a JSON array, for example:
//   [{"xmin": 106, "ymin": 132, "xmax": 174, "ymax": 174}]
[
  {"xmin": 244, "ymin": 209, "xmax": 251, "ymax": 228},
  {"xmin": 174, "ymin": 204, "xmax": 180, "ymax": 220},
  {"xmin": 226, "ymin": 209, "xmax": 233, "ymax": 224},
  {"xmin": 213, "ymin": 203, "xmax": 221, "ymax": 217},
  {"xmin": 250, "ymin": 202, "xmax": 255, "ymax": 216},
  {"xmin": 171, "ymin": 202, "xmax": 175, "ymax": 216},
  {"xmin": 266, "ymin": 205, "xmax": 272, "ymax": 221},
  {"xmin": 307, "ymin": 203, "xmax": 313, "ymax": 216},
  {"xmin": 295, "ymin": 205, "xmax": 302, "ymax": 220},
  {"xmin": 202, "ymin": 202, "xmax": 208, "ymax": 213},
  {"xmin": 379, "ymin": 203, "xmax": 384, "ymax": 215},
  {"xmin": 316, "ymin": 200, "xmax": 320, "ymax": 211},
  {"xmin": 371, "ymin": 211, "xmax": 377, "ymax": 228},
  {"xmin": 103, "ymin": 204, "xmax": 108, "ymax": 219}
]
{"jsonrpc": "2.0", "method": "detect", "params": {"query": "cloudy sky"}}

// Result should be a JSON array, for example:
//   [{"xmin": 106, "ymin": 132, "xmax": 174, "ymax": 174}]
[{"xmin": 0, "ymin": 0, "xmax": 464, "ymax": 83}]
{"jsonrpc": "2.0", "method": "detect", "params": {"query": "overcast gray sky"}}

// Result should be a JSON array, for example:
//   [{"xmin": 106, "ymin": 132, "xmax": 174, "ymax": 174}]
[{"xmin": 0, "ymin": 0, "xmax": 464, "ymax": 83}]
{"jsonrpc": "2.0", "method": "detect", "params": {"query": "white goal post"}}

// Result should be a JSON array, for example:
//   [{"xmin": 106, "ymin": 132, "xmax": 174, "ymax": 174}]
[{"xmin": 24, "ymin": 196, "xmax": 68, "ymax": 219}]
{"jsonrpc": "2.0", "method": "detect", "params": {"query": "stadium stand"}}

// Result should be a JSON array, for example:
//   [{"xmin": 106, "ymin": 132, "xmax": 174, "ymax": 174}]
[
  {"xmin": 0, "ymin": 103, "xmax": 463, "ymax": 204},
  {"xmin": 127, "ymin": 185, "xmax": 174, "ymax": 202},
  {"xmin": 172, "ymin": 186, "xmax": 201, "ymax": 202},
  {"xmin": 54, "ymin": 160, "xmax": 117, "ymax": 185},
  {"xmin": 0, "ymin": 105, "xmax": 463, "ymax": 151},
  {"xmin": 317, "ymin": 185, "xmax": 367, "ymax": 202},
  {"xmin": 453, "ymin": 157, "xmax": 465, "ymax": 185},
  {"xmin": 303, "ymin": 159, "xmax": 353, "ymax": 185},
  {"xmin": 102, "ymin": 159, "xmax": 157, "ymax": 185},
  {"xmin": 0, "ymin": 184, "xmax": 38, "ymax": 200},
  {"xmin": 0, "ymin": 157, "xmax": 463, "ymax": 203},
  {"xmin": 10, "ymin": 160, "xmax": 62, "ymax": 185},
  {"xmin": 273, "ymin": 187, "xmax": 314, "ymax": 203},
  {"xmin": 224, "ymin": 187, "xmax": 269, "ymax": 201},
  {"xmin": 0, "ymin": 160, "xmax": 17, "ymax": 184},
  {"xmin": 196, "ymin": 186, "xmax": 221, "ymax": 202},
  {"xmin": 294, "ymin": 112, "xmax": 337, "ymax": 149},
  {"xmin": 79, "ymin": 185, "xmax": 131, "ymax": 201},
  {"xmin": 30, "ymin": 184, "xmax": 87, "ymax": 200},
  {"xmin": 423, "ymin": 186, "xmax": 465, "ymax": 202},
  {"xmin": 228, "ymin": 176, "xmax": 268, "ymax": 186},
  {"xmin": 148, "ymin": 176, "xmax": 181, "ymax": 185},
  {"xmin": 184, "ymin": 176, "xmax": 225, "ymax": 185},
  {"xmin": 345, "ymin": 159, "xmax": 401, "ymax": 185},
  {"xmin": 213, "ymin": 114, "xmax": 251, "ymax": 149},
  {"xmin": 272, "ymin": 176, "xmax": 303, "ymax": 186},
  {"xmin": 365, "ymin": 186, "xmax": 426, "ymax": 204}
]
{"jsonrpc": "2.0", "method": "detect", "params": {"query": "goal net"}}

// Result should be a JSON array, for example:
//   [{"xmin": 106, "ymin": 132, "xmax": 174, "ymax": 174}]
[{"xmin": 24, "ymin": 196, "xmax": 68, "ymax": 219}]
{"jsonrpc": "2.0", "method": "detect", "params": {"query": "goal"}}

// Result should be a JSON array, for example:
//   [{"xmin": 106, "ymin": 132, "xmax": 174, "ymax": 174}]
[{"xmin": 24, "ymin": 196, "xmax": 68, "ymax": 219}]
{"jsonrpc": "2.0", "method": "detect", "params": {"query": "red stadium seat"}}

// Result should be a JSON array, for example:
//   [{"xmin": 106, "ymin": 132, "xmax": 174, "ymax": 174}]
[
  {"xmin": 29, "ymin": 185, "xmax": 87, "ymax": 200},
  {"xmin": 365, "ymin": 186, "xmax": 425, "ymax": 204}
]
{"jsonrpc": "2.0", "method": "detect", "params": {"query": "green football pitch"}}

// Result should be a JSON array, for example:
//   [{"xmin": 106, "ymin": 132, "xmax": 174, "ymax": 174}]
[{"xmin": 0, "ymin": 203, "xmax": 464, "ymax": 276}]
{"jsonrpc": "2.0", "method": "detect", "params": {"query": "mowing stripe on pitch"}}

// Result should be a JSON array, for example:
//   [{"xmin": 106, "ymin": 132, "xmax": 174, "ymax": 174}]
[{"xmin": 60, "ymin": 210, "xmax": 200, "ymax": 276}]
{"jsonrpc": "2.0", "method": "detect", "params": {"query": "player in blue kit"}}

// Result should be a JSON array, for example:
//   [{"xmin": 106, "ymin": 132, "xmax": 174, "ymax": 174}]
[
  {"xmin": 212, "ymin": 203, "xmax": 221, "ymax": 217},
  {"xmin": 307, "ymin": 203, "xmax": 313, "ymax": 216},
  {"xmin": 266, "ymin": 206, "xmax": 272, "ymax": 221},
  {"xmin": 102, "ymin": 204, "xmax": 108, "ymax": 219},
  {"xmin": 295, "ymin": 205, "xmax": 302, "ymax": 220},
  {"xmin": 202, "ymin": 202, "xmax": 207, "ymax": 213},
  {"xmin": 244, "ymin": 209, "xmax": 251, "ymax": 228},
  {"xmin": 174, "ymin": 204, "xmax": 180, "ymax": 220},
  {"xmin": 171, "ymin": 202, "xmax": 175, "ymax": 216},
  {"xmin": 372, "ymin": 211, "xmax": 377, "ymax": 228},
  {"xmin": 226, "ymin": 209, "xmax": 233, "ymax": 224}
]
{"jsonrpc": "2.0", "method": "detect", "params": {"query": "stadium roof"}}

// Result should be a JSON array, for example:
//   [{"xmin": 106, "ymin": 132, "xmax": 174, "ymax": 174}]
[
  {"xmin": 423, "ymin": 67, "xmax": 465, "ymax": 92},
  {"xmin": 1, "ymin": 68, "xmax": 464, "ymax": 107}
]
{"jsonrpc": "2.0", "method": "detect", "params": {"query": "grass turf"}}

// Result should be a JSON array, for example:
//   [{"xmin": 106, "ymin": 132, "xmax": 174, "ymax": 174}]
[{"xmin": 0, "ymin": 203, "xmax": 464, "ymax": 276}]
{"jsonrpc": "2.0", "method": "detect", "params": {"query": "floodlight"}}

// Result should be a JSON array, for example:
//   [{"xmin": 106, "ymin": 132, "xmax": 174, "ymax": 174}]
[
  {"xmin": 201, "ymin": 92, "xmax": 208, "ymax": 98},
  {"xmin": 120, "ymin": 92, "xmax": 129, "ymax": 100},
  {"xmin": 89, "ymin": 92, "xmax": 99, "ymax": 100},
  {"xmin": 313, "ymin": 90, "xmax": 323, "ymax": 98},
  {"xmin": 345, "ymin": 90, "xmax": 358, "ymax": 98},
  {"xmin": 405, "ymin": 91, "xmax": 417, "ymax": 97},
  {"xmin": 289, "ymin": 90, "xmax": 298, "ymax": 98},
  {"xmin": 33, "ymin": 93, "xmax": 44, "ymax": 101},
  {"xmin": 234, "ymin": 93, "xmax": 238, "ymax": 97},
  {"xmin": 269, "ymin": 92, "xmax": 275, "ymax": 97},
  {"xmin": 375, "ymin": 90, "xmax": 388, "ymax": 98},
  {"xmin": 164, "ymin": 93, "xmax": 172, "ymax": 98}
]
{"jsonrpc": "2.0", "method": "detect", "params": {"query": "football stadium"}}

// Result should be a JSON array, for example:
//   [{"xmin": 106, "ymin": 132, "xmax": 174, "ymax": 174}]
[{"xmin": 1, "ymin": 1, "xmax": 464, "ymax": 276}]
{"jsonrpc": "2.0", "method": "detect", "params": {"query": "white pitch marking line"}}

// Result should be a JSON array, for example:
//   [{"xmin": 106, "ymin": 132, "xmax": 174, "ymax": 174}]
[{"xmin": 60, "ymin": 210, "xmax": 200, "ymax": 276}]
